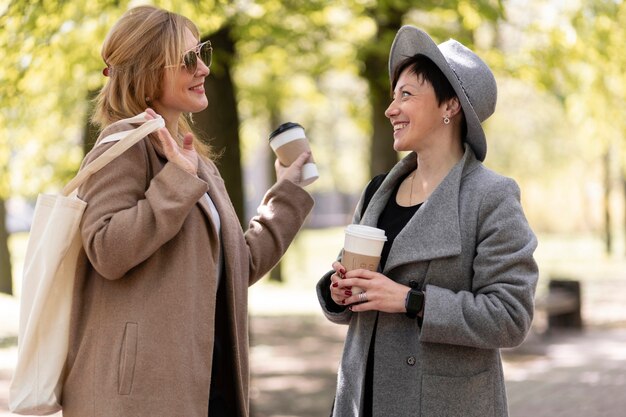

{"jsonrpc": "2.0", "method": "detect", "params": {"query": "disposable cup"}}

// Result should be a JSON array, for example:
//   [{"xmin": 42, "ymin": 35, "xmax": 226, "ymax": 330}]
[
  {"xmin": 269, "ymin": 122, "xmax": 318, "ymax": 186},
  {"xmin": 341, "ymin": 224, "xmax": 387, "ymax": 295}
]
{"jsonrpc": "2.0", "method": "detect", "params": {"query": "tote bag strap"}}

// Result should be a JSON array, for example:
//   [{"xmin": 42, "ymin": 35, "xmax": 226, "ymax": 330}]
[{"xmin": 61, "ymin": 112, "xmax": 165, "ymax": 196}]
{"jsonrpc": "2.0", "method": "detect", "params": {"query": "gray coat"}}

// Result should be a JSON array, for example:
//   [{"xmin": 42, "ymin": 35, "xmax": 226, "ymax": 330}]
[{"xmin": 317, "ymin": 146, "xmax": 538, "ymax": 417}]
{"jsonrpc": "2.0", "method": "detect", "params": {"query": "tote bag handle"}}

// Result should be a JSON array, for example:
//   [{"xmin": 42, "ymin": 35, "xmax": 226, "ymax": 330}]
[{"xmin": 61, "ymin": 112, "xmax": 165, "ymax": 196}]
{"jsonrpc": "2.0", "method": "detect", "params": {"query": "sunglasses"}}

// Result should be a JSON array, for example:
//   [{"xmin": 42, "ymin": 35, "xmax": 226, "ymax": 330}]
[{"xmin": 167, "ymin": 40, "xmax": 212, "ymax": 73}]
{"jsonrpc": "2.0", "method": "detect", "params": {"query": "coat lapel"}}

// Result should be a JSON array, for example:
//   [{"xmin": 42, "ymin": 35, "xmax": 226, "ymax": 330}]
[
  {"xmin": 196, "ymin": 158, "xmax": 247, "ymax": 273},
  {"xmin": 195, "ymin": 159, "xmax": 238, "ymax": 241},
  {"xmin": 194, "ymin": 161, "xmax": 218, "ymax": 227},
  {"xmin": 363, "ymin": 146, "xmax": 479, "ymax": 273}
]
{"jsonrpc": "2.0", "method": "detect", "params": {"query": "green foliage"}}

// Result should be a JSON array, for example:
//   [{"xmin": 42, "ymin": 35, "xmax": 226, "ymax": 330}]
[
  {"xmin": 494, "ymin": 0, "xmax": 626, "ymax": 238},
  {"xmin": 1, "ymin": 0, "xmax": 132, "ymax": 198},
  {"xmin": 523, "ymin": 0, "xmax": 626, "ymax": 163},
  {"xmin": 486, "ymin": 77, "xmax": 573, "ymax": 179},
  {"xmin": 1, "ymin": 0, "xmax": 509, "ymax": 199},
  {"xmin": 229, "ymin": 1, "xmax": 375, "ymax": 191}
]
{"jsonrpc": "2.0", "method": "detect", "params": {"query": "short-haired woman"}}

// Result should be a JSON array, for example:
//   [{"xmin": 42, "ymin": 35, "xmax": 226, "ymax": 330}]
[{"xmin": 318, "ymin": 26, "xmax": 538, "ymax": 417}]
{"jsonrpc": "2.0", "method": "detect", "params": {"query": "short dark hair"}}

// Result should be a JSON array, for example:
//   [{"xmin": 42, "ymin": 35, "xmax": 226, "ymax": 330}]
[
  {"xmin": 391, "ymin": 54, "xmax": 458, "ymax": 105},
  {"xmin": 391, "ymin": 54, "xmax": 466, "ymax": 138}
]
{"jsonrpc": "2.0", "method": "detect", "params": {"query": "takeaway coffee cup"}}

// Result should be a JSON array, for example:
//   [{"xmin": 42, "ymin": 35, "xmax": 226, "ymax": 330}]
[
  {"xmin": 269, "ymin": 122, "xmax": 319, "ymax": 186},
  {"xmin": 341, "ymin": 224, "xmax": 387, "ymax": 295}
]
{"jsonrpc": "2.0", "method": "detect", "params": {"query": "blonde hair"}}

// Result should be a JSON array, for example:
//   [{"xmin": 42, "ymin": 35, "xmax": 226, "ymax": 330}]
[{"xmin": 93, "ymin": 5, "xmax": 212, "ymax": 158}]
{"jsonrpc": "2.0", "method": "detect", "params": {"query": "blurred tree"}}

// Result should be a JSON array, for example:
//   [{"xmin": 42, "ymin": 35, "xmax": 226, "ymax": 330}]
[
  {"xmin": 0, "ymin": 199, "xmax": 11, "ymax": 295},
  {"xmin": 0, "ymin": 0, "xmax": 123, "ymax": 294},
  {"xmin": 1, "ymin": 115, "xmax": 11, "ymax": 293},
  {"xmin": 204, "ymin": 0, "xmax": 337, "ymax": 281},
  {"xmin": 0, "ymin": 0, "xmax": 346, "ymax": 288},
  {"xmin": 523, "ymin": 0, "xmax": 626, "ymax": 255},
  {"xmin": 349, "ymin": 0, "xmax": 505, "ymax": 178},
  {"xmin": 192, "ymin": 0, "xmax": 335, "ymax": 225},
  {"xmin": 0, "ymin": 0, "xmax": 509, "ymax": 295},
  {"xmin": 195, "ymin": 24, "xmax": 245, "ymax": 224}
]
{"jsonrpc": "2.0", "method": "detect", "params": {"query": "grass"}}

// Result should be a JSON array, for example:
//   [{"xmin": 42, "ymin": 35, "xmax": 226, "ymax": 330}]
[
  {"xmin": 6, "ymin": 228, "xmax": 346, "ymax": 316},
  {"xmin": 7, "ymin": 228, "xmax": 626, "ymax": 316}
]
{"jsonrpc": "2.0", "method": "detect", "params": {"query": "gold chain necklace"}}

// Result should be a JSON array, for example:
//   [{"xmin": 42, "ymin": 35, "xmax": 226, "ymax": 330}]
[{"xmin": 408, "ymin": 170, "xmax": 417, "ymax": 206}]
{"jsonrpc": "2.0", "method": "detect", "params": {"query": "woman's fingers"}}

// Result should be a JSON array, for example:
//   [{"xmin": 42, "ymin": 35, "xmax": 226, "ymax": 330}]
[
  {"xmin": 289, "ymin": 151, "xmax": 311, "ymax": 169},
  {"xmin": 276, "ymin": 151, "xmax": 312, "ymax": 185},
  {"xmin": 142, "ymin": 108, "xmax": 197, "ymax": 175},
  {"xmin": 145, "ymin": 108, "xmax": 158, "ymax": 119},
  {"xmin": 182, "ymin": 132, "xmax": 195, "ymax": 151},
  {"xmin": 330, "ymin": 265, "xmax": 352, "ymax": 305},
  {"xmin": 155, "ymin": 128, "xmax": 198, "ymax": 175},
  {"xmin": 332, "ymin": 262, "xmax": 346, "ymax": 276},
  {"xmin": 157, "ymin": 128, "xmax": 177, "ymax": 156}
]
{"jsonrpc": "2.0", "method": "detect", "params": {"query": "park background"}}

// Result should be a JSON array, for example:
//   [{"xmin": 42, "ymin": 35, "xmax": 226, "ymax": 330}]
[{"xmin": 1, "ymin": 0, "xmax": 626, "ymax": 416}]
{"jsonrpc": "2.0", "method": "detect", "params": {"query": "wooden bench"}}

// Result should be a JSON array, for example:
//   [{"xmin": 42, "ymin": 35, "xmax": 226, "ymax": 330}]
[{"xmin": 535, "ymin": 279, "xmax": 582, "ymax": 331}]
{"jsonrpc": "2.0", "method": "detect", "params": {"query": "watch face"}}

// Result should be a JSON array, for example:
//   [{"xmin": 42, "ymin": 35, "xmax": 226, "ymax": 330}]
[
  {"xmin": 406, "ymin": 290, "xmax": 424, "ymax": 315},
  {"xmin": 408, "ymin": 290, "xmax": 424, "ymax": 313}
]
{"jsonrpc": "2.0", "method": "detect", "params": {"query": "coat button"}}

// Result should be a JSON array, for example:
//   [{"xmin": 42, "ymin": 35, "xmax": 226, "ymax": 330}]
[
  {"xmin": 408, "ymin": 280, "xmax": 419, "ymax": 289},
  {"xmin": 406, "ymin": 356, "xmax": 416, "ymax": 366}
]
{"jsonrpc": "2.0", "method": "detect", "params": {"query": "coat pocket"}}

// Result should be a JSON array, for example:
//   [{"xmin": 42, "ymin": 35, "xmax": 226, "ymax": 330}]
[
  {"xmin": 118, "ymin": 322, "xmax": 138, "ymax": 395},
  {"xmin": 421, "ymin": 370, "xmax": 494, "ymax": 417}
]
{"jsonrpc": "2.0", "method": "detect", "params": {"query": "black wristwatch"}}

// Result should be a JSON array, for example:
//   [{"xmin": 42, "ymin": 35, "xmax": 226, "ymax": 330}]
[{"xmin": 405, "ymin": 289, "xmax": 425, "ymax": 319}]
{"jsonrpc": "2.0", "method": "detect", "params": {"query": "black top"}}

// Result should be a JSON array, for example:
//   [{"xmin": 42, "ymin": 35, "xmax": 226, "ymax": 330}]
[
  {"xmin": 363, "ymin": 173, "xmax": 421, "ymax": 417},
  {"xmin": 377, "ymin": 172, "xmax": 421, "ymax": 270}
]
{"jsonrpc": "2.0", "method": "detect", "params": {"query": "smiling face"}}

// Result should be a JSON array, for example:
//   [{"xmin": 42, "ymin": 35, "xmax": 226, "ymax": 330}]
[
  {"xmin": 385, "ymin": 68, "xmax": 447, "ymax": 153},
  {"xmin": 152, "ymin": 27, "xmax": 209, "ymax": 124}
]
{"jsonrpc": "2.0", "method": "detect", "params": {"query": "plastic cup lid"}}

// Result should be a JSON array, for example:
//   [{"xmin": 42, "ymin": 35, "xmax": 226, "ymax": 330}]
[
  {"xmin": 345, "ymin": 224, "xmax": 387, "ymax": 241},
  {"xmin": 269, "ymin": 122, "xmax": 305, "ymax": 141}
]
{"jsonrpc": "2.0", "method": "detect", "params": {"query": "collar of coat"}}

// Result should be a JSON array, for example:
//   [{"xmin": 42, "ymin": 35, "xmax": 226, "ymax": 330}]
[{"xmin": 360, "ymin": 144, "xmax": 481, "ymax": 271}]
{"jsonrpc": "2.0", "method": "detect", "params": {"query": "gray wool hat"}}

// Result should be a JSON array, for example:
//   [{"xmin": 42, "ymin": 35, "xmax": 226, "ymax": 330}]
[{"xmin": 388, "ymin": 26, "xmax": 497, "ymax": 161}]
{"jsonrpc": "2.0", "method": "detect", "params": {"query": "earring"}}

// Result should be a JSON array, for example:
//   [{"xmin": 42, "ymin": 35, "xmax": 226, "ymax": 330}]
[
  {"xmin": 145, "ymin": 97, "xmax": 151, "ymax": 102},
  {"xmin": 443, "ymin": 115, "xmax": 450, "ymax": 125}
]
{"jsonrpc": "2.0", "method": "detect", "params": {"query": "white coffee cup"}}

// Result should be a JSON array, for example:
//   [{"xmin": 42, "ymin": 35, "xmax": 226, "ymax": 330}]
[
  {"xmin": 341, "ymin": 224, "xmax": 387, "ymax": 295},
  {"xmin": 269, "ymin": 122, "xmax": 319, "ymax": 186}
]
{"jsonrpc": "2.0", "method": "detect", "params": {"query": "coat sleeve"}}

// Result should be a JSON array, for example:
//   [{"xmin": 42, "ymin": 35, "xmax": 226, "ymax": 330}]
[
  {"xmin": 244, "ymin": 179, "xmax": 314, "ymax": 285},
  {"xmin": 315, "ymin": 270, "xmax": 353, "ymax": 324},
  {"xmin": 419, "ymin": 177, "xmax": 538, "ymax": 349},
  {"xmin": 78, "ymin": 139, "xmax": 209, "ymax": 280},
  {"xmin": 314, "ymin": 180, "xmax": 376, "ymax": 324}
]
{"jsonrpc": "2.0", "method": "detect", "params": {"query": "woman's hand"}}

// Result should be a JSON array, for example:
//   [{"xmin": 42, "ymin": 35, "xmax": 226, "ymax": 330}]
[
  {"xmin": 329, "ymin": 261, "xmax": 350, "ymax": 307},
  {"xmin": 274, "ymin": 152, "xmax": 311, "ymax": 186},
  {"xmin": 335, "ymin": 268, "xmax": 410, "ymax": 314},
  {"xmin": 145, "ymin": 108, "xmax": 198, "ymax": 175}
]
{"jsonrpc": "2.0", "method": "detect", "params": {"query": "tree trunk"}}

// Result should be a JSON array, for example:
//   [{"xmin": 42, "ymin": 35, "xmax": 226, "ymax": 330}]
[
  {"xmin": 195, "ymin": 25, "xmax": 245, "ymax": 226},
  {"xmin": 369, "ymin": 90, "xmax": 397, "ymax": 177},
  {"xmin": 83, "ymin": 90, "xmax": 100, "ymax": 155},
  {"xmin": 0, "ymin": 198, "xmax": 13, "ymax": 295},
  {"xmin": 603, "ymin": 151, "xmax": 612, "ymax": 255},
  {"xmin": 361, "ymin": 15, "xmax": 404, "ymax": 179},
  {"xmin": 267, "ymin": 109, "xmax": 283, "ymax": 282},
  {"xmin": 623, "ymin": 172, "xmax": 626, "ymax": 258}
]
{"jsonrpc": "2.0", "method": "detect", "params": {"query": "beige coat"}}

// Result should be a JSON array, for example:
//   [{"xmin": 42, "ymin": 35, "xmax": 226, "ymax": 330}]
[{"xmin": 61, "ymin": 121, "xmax": 314, "ymax": 417}]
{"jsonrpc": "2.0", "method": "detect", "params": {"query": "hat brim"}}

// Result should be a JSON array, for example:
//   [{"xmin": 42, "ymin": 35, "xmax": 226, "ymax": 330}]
[{"xmin": 388, "ymin": 26, "xmax": 486, "ymax": 161}]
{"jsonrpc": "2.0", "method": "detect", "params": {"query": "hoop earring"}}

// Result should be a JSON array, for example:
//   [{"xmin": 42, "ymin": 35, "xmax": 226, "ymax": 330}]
[{"xmin": 443, "ymin": 115, "xmax": 450, "ymax": 125}]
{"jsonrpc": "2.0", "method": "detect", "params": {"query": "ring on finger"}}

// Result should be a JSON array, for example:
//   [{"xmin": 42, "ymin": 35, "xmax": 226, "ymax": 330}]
[{"xmin": 358, "ymin": 292, "xmax": 367, "ymax": 303}]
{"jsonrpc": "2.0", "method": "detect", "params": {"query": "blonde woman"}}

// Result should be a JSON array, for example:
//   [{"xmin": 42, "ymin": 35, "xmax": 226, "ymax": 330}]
[{"xmin": 62, "ymin": 6, "xmax": 313, "ymax": 416}]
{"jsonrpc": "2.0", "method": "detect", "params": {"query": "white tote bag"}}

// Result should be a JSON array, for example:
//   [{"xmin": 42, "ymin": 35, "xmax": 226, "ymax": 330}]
[{"xmin": 9, "ymin": 113, "xmax": 165, "ymax": 415}]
